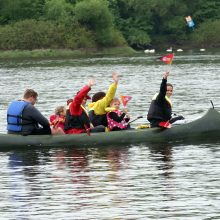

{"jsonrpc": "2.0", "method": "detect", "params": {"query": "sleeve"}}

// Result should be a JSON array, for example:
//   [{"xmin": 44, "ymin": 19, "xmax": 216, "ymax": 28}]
[
  {"xmin": 50, "ymin": 115, "xmax": 56, "ymax": 123},
  {"xmin": 93, "ymin": 83, "xmax": 117, "ymax": 115},
  {"xmin": 108, "ymin": 112, "xmax": 126, "ymax": 123},
  {"xmin": 70, "ymin": 85, "xmax": 91, "ymax": 115},
  {"xmin": 157, "ymin": 78, "xmax": 167, "ymax": 104},
  {"xmin": 28, "ymin": 106, "xmax": 50, "ymax": 128}
]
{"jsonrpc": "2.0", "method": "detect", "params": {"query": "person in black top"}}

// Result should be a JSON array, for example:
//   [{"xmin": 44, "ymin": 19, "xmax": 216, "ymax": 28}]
[{"xmin": 147, "ymin": 71, "xmax": 184, "ymax": 127}]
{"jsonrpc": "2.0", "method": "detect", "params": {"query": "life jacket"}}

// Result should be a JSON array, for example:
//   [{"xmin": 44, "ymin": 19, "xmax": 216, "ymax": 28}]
[
  {"xmin": 147, "ymin": 93, "xmax": 172, "ymax": 122},
  {"xmin": 7, "ymin": 100, "xmax": 31, "ymax": 131},
  {"xmin": 50, "ymin": 114, "xmax": 65, "ymax": 131},
  {"xmin": 64, "ymin": 105, "xmax": 90, "ymax": 131},
  {"xmin": 89, "ymin": 110, "xmax": 108, "ymax": 127},
  {"xmin": 152, "ymin": 93, "xmax": 172, "ymax": 106},
  {"xmin": 106, "ymin": 109, "xmax": 128, "ymax": 131}
]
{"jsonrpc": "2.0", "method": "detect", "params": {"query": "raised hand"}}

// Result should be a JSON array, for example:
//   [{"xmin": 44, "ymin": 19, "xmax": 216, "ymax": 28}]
[
  {"xmin": 112, "ymin": 72, "xmax": 119, "ymax": 84},
  {"xmin": 88, "ymin": 79, "xmax": 95, "ymax": 88},
  {"xmin": 163, "ymin": 71, "xmax": 170, "ymax": 79}
]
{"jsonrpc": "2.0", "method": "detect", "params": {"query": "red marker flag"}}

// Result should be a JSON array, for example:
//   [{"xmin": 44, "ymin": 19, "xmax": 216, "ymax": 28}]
[
  {"xmin": 159, "ymin": 53, "xmax": 174, "ymax": 65},
  {"xmin": 120, "ymin": 95, "xmax": 132, "ymax": 107}
]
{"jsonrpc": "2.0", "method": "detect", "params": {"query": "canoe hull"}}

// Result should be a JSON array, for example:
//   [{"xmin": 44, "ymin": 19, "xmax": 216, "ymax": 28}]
[{"xmin": 1, "ymin": 108, "xmax": 220, "ymax": 151}]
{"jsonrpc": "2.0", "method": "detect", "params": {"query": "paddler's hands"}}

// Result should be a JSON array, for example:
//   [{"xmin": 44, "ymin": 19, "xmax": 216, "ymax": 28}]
[
  {"xmin": 122, "ymin": 107, "xmax": 128, "ymax": 114},
  {"xmin": 112, "ymin": 72, "xmax": 119, "ymax": 84},
  {"xmin": 88, "ymin": 79, "xmax": 95, "ymax": 88}
]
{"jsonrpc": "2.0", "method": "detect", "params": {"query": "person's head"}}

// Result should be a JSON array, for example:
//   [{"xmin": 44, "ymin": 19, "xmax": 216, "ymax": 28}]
[
  {"xmin": 166, "ymin": 83, "xmax": 173, "ymax": 98},
  {"xmin": 92, "ymin": 92, "xmax": 106, "ymax": 102},
  {"xmin": 23, "ymin": 89, "xmax": 38, "ymax": 105},
  {"xmin": 110, "ymin": 98, "xmax": 121, "ymax": 110},
  {"xmin": 55, "ymin": 106, "xmax": 66, "ymax": 116}
]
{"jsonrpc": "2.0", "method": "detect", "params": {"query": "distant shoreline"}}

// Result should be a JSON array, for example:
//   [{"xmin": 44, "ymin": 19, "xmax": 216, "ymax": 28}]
[
  {"xmin": 0, "ymin": 46, "xmax": 219, "ymax": 60},
  {"xmin": 0, "ymin": 47, "xmax": 137, "ymax": 60}
]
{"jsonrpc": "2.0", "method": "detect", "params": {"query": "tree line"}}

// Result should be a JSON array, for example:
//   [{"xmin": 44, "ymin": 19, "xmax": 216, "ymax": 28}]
[{"xmin": 0, "ymin": 0, "xmax": 219, "ymax": 51}]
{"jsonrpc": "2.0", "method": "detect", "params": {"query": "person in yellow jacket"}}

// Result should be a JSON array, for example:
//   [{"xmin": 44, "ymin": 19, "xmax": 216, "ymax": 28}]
[{"xmin": 88, "ymin": 72, "xmax": 119, "ymax": 127}]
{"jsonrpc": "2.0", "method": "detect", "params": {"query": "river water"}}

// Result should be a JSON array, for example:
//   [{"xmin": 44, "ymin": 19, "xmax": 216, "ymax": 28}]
[{"xmin": 0, "ymin": 51, "xmax": 220, "ymax": 219}]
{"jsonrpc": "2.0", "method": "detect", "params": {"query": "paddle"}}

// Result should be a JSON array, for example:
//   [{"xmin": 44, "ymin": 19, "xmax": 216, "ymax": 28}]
[
  {"xmin": 128, "ymin": 116, "xmax": 143, "ymax": 124},
  {"xmin": 159, "ymin": 121, "xmax": 171, "ymax": 128},
  {"xmin": 210, "ymin": 100, "xmax": 215, "ymax": 109}
]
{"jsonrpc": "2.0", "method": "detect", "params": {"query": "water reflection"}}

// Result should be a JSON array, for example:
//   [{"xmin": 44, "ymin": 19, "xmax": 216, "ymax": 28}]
[
  {"xmin": 149, "ymin": 144, "xmax": 174, "ymax": 178},
  {"xmin": 3, "ymin": 142, "xmax": 220, "ymax": 219},
  {"xmin": 7, "ymin": 150, "xmax": 43, "ymax": 219},
  {"xmin": 53, "ymin": 148, "xmax": 90, "ymax": 184}
]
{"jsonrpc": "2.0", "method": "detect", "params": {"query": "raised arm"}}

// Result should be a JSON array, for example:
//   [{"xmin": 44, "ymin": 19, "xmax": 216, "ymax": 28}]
[{"xmin": 157, "ymin": 71, "xmax": 169, "ymax": 103}]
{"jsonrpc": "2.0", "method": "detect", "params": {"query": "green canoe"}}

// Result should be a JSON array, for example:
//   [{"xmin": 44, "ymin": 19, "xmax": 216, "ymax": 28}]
[{"xmin": 0, "ymin": 108, "xmax": 220, "ymax": 151}]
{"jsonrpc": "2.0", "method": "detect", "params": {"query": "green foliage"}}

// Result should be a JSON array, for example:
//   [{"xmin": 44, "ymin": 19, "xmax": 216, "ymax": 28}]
[
  {"xmin": 0, "ymin": 0, "xmax": 220, "ymax": 50},
  {"xmin": 0, "ymin": 0, "xmax": 45, "ymax": 24},
  {"xmin": 0, "ymin": 19, "xmax": 95, "ymax": 50},
  {"xmin": 44, "ymin": 0, "xmax": 74, "ymax": 23},
  {"xmin": 191, "ymin": 19, "xmax": 220, "ymax": 47},
  {"xmin": 75, "ymin": 0, "xmax": 113, "ymax": 30},
  {"xmin": 127, "ymin": 29, "xmax": 151, "ymax": 48},
  {"xmin": 193, "ymin": 0, "xmax": 220, "ymax": 24},
  {"xmin": 74, "ymin": 0, "xmax": 124, "ymax": 46}
]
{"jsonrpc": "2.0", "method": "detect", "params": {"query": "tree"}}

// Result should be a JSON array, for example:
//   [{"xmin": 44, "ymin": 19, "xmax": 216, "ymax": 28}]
[
  {"xmin": 0, "ymin": 0, "xmax": 45, "ymax": 24},
  {"xmin": 191, "ymin": 19, "xmax": 220, "ymax": 47},
  {"xmin": 74, "ymin": 0, "xmax": 122, "ymax": 46},
  {"xmin": 43, "ymin": 0, "xmax": 74, "ymax": 24}
]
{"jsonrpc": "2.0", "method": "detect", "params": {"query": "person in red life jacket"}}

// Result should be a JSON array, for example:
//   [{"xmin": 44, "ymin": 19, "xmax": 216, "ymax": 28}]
[
  {"xmin": 50, "ymin": 106, "xmax": 66, "ymax": 134},
  {"xmin": 106, "ymin": 98, "xmax": 130, "ymax": 131},
  {"xmin": 7, "ymin": 89, "xmax": 51, "ymax": 135},
  {"xmin": 147, "ymin": 71, "xmax": 184, "ymax": 127},
  {"xmin": 64, "ymin": 79, "xmax": 105, "ymax": 134}
]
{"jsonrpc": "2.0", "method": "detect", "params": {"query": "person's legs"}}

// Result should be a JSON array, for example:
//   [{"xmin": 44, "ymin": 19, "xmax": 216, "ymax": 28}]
[
  {"xmin": 51, "ymin": 127, "xmax": 65, "ymax": 135},
  {"xmin": 169, "ymin": 115, "xmax": 185, "ymax": 124},
  {"xmin": 149, "ymin": 120, "xmax": 160, "ymax": 128},
  {"xmin": 90, "ymin": 125, "xmax": 105, "ymax": 133},
  {"xmin": 30, "ymin": 127, "xmax": 51, "ymax": 135}
]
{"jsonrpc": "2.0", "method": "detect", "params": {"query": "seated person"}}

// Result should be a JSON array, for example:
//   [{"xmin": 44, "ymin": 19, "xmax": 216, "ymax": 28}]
[
  {"xmin": 147, "ymin": 71, "xmax": 184, "ymax": 128},
  {"xmin": 50, "ymin": 106, "xmax": 66, "ymax": 134},
  {"xmin": 106, "ymin": 98, "xmax": 130, "ymax": 131},
  {"xmin": 88, "ymin": 72, "xmax": 119, "ymax": 128},
  {"xmin": 65, "ymin": 79, "xmax": 105, "ymax": 134},
  {"xmin": 7, "ymin": 89, "xmax": 51, "ymax": 135}
]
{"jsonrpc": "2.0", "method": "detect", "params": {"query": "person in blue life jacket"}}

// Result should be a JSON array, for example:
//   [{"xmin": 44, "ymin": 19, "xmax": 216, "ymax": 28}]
[
  {"xmin": 147, "ymin": 71, "xmax": 184, "ymax": 127},
  {"xmin": 7, "ymin": 89, "xmax": 51, "ymax": 135}
]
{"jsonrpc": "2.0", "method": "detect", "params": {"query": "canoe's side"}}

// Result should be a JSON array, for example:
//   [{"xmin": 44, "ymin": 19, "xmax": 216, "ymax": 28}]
[
  {"xmin": 163, "ymin": 108, "xmax": 220, "ymax": 141},
  {"xmin": 0, "ymin": 108, "xmax": 220, "ymax": 150}
]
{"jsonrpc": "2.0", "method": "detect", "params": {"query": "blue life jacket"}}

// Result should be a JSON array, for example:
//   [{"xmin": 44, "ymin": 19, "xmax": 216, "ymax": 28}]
[{"xmin": 7, "ymin": 100, "xmax": 30, "ymax": 131}]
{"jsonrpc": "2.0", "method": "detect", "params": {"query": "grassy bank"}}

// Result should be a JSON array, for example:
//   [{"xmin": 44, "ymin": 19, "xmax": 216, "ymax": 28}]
[{"xmin": 0, "ymin": 47, "xmax": 136, "ymax": 60}]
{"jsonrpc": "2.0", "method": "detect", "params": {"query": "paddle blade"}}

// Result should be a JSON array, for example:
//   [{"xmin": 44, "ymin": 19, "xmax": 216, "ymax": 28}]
[{"xmin": 159, "ymin": 121, "xmax": 171, "ymax": 128}]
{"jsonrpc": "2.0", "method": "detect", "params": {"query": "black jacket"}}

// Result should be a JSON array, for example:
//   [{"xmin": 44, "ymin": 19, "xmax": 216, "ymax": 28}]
[{"xmin": 147, "ymin": 78, "xmax": 172, "ymax": 124}]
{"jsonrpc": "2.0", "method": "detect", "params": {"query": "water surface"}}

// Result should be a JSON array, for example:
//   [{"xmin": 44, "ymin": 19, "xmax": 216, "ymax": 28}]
[{"xmin": 0, "ymin": 52, "xmax": 220, "ymax": 219}]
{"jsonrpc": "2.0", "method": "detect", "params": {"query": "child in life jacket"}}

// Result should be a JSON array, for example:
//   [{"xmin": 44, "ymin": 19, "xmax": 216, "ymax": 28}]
[
  {"xmin": 106, "ymin": 98, "xmax": 130, "ymax": 131},
  {"xmin": 50, "ymin": 106, "xmax": 66, "ymax": 134}
]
